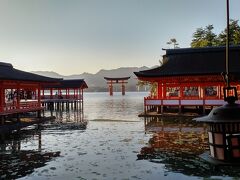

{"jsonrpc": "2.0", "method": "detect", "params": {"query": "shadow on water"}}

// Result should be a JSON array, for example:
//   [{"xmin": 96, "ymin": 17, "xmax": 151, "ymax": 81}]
[
  {"xmin": 0, "ymin": 108, "xmax": 87, "ymax": 179},
  {"xmin": 44, "ymin": 109, "xmax": 88, "ymax": 130},
  {"xmin": 0, "ymin": 126, "xmax": 60, "ymax": 179},
  {"xmin": 138, "ymin": 116, "xmax": 240, "ymax": 178}
]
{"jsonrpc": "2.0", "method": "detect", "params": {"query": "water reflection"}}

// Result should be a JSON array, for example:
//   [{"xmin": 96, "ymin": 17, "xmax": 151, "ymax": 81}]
[
  {"xmin": 0, "ymin": 127, "xmax": 60, "ymax": 179},
  {"xmin": 84, "ymin": 92, "xmax": 146, "ymax": 121},
  {"xmin": 138, "ymin": 116, "xmax": 240, "ymax": 177},
  {"xmin": 45, "ymin": 109, "xmax": 87, "ymax": 130}
]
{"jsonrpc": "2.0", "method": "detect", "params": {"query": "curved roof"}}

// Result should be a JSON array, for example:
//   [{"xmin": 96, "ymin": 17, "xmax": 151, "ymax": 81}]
[
  {"xmin": 134, "ymin": 46, "xmax": 240, "ymax": 78},
  {"xmin": 0, "ymin": 62, "xmax": 61, "ymax": 82},
  {"xmin": 43, "ymin": 79, "xmax": 88, "ymax": 89},
  {"xmin": 104, "ymin": 76, "xmax": 130, "ymax": 81}
]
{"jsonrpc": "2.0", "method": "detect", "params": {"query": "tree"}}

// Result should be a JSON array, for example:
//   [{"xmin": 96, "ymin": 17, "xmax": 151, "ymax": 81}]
[
  {"xmin": 167, "ymin": 38, "xmax": 179, "ymax": 48},
  {"xmin": 137, "ymin": 81, "xmax": 157, "ymax": 97},
  {"xmin": 217, "ymin": 19, "xmax": 240, "ymax": 46},
  {"xmin": 191, "ymin": 24, "xmax": 217, "ymax": 47},
  {"xmin": 190, "ymin": 19, "xmax": 240, "ymax": 48}
]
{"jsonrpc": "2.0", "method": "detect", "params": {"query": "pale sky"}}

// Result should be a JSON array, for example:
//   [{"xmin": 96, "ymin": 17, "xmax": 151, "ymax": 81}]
[{"xmin": 0, "ymin": 0, "xmax": 240, "ymax": 75}]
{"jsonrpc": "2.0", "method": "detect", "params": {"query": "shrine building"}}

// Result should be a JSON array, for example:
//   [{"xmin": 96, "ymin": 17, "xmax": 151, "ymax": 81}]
[
  {"xmin": 134, "ymin": 46, "xmax": 240, "ymax": 115},
  {"xmin": 41, "ymin": 79, "xmax": 88, "ymax": 110},
  {"xmin": 0, "ymin": 62, "xmax": 60, "ymax": 125}
]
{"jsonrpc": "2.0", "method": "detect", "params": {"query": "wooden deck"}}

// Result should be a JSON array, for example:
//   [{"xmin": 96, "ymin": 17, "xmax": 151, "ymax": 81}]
[
  {"xmin": 143, "ymin": 97, "xmax": 240, "ymax": 115},
  {"xmin": 144, "ymin": 98, "xmax": 231, "ymax": 107}
]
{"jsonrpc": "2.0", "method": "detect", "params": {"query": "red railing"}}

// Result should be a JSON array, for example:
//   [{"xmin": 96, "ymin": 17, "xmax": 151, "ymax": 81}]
[
  {"xmin": 144, "ymin": 95, "xmax": 229, "ymax": 107},
  {"xmin": 1, "ymin": 100, "xmax": 42, "ymax": 115}
]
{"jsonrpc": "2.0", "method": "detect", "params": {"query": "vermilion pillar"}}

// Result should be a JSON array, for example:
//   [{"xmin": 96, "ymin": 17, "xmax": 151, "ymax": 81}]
[
  {"xmin": 157, "ymin": 82, "xmax": 162, "ymax": 99},
  {"xmin": 0, "ymin": 85, "xmax": 4, "ymax": 112},
  {"xmin": 163, "ymin": 83, "xmax": 166, "ymax": 98},
  {"xmin": 50, "ymin": 88, "xmax": 53, "ymax": 99},
  {"xmin": 109, "ymin": 82, "xmax": 113, "ymax": 96},
  {"xmin": 122, "ymin": 83, "xmax": 125, "ymax": 95}
]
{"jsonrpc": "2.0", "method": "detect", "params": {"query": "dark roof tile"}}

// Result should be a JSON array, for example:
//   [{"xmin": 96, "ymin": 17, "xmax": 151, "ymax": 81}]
[
  {"xmin": 43, "ymin": 79, "xmax": 88, "ymax": 89},
  {"xmin": 134, "ymin": 46, "xmax": 240, "ymax": 78},
  {"xmin": 0, "ymin": 62, "xmax": 61, "ymax": 82}
]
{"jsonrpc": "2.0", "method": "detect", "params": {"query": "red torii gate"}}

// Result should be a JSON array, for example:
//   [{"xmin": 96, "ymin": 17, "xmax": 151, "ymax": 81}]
[{"xmin": 104, "ymin": 77, "xmax": 130, "ymax": 96}]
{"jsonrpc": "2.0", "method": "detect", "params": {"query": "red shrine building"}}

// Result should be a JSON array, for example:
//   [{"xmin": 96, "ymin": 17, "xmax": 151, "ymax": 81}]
[
  {"xmin": 134, "ymin": 46, "xmax": 240, "ymax": 114},
  {"xmin": 41, "ymin": 79, "xmax": 88, "ymax": 109},
  {"xmin": 0, "ymin": 62, "xmax": 60, "ymax": 124},
  {"xmin": 0, "ymin": 62, "xmax": 88, "ymax": 125}
]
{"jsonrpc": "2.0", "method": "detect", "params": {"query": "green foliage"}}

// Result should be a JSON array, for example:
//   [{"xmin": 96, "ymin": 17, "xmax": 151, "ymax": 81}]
[
  {"xmin": 150, "ymin": 82, "xmax": 157, "ymax": 97},
  {"xmin": 217, "ymin": 19, "xmax": 240, "ymax": 46},
  {"xmin": 137, "ymin": 81, "xmax": 157, "ymax": 97},
  {"xmin": 191, "ymin": 19, "xmax": 240, "ymax": 48},
  {"xmin": 167, "ymin": 38, "xmax": 179, "ymax": 48},
  {"xmin": 191, "ymin": 25, "xmax": 217, "ymax": 47}
]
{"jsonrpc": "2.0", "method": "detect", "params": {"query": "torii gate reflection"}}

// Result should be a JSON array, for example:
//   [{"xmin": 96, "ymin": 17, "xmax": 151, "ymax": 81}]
[{"xmin": 104, "ymin": 77, "xmax": 130, "ymax": 96}]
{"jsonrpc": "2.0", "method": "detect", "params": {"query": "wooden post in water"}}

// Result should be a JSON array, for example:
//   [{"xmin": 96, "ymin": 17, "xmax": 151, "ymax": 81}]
[
  {"xmin": 109, "ymin": 81, "xmax": 113, "ymax": 96},
  {"xmin": 121, "ymin": 82, "xmax": 125, "ymax": 95}
]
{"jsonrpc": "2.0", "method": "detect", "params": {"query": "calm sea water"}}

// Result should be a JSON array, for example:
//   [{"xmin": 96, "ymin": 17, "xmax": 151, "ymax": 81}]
[{"xmin": 1, "ymin": 92, "xmax": 240, "ymax": 179}]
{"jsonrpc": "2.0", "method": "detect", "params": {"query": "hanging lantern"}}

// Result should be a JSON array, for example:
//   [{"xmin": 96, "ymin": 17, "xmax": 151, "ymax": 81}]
[{"xmin": 194, "ymin": 87, "xmax": 240, "ymax": 164}]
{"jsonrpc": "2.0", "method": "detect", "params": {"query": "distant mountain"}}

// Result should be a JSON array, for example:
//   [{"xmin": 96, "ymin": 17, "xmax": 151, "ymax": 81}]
[
  {"xmin": 31, "ymin": 71, "xmax": 64, "ymax": 79},
  {"xmin": 32, "ymin": 66, "xmax": 156, "ymax": 92}
]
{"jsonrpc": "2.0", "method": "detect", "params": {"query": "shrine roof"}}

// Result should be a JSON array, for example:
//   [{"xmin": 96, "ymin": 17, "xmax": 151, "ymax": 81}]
[
  {"xmin": 0, "ymin": 62, "xmax": 61, "ymax": 82},
  {"xmin": 43, "ymin": 79, "xmax": 88, "ymax": 89},
  {"xmin": 104, "ymin": 77, "xmax": 131, "ymax": 81},
  {"xmin": 134, "ymin": 46, "xmax": 240, "ymax": 79}
]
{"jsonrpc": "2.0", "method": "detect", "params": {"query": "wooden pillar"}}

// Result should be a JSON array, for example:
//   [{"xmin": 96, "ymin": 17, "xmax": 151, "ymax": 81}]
[
  {"xmin": 198, "ymin": 86, "xmax": 201, "ymax": 99},
  {"xmin": 109, "ymin": 81, "xmax": 113, "ymax": 96},
  {"xmin": 163, "ymin": 83, "xmax": 166, "ymax": 98},
  {"xmin": 38, "ymin": 85, "xmax": 41, "ymax": 107},
  {"xmin": 179, "ymin": 84, "xmax": 184, "ymax": 114},
  {"xmin": 0, "ymin": 84, "xmax": 4, "ymax": 125},
  {"xmin": 38, "ymin": 131, "xmax": 42, "ymax": 151},
  {"xmin": 179, "ymin": 84, "xmax": 183, "ymax": 98},
  {"xmin": 78, "ymin": 88, "xmax": 80, "ymax": 100},
  {"xmin": 16, "ymin": 84, "xmax": 20, "ymax": 109},
  {"xmin": 157, "ymin": 82, "xmax": 163, "ymax": 114},
  {"xmin": 50, "ymin": 88, "xmax": 53, "ymax": 99},
  {"xmin": 37, "ymin": 85, "xmax": 42, "ymax": 118},
  {"xmin": 65, "ymin": 88, "xmax": 67, "ymax": 99},
  {"xmin": 144, "ymin": 97, "xmax": 146, "ymax": 114},
  {"xmin": 41, "ymin": 89, "xmax": 44, "ymax": 96},
  {"xmin": 81, "ymin": 89, "xmax": 84, "ymax": 113},
  {"xmin": 218, "ymin": 85, "xmax": 221, "ymax": 99},
  {"xmin": 0, "ymin": 85, "xmax": 4, "ymax": 113},
  {"xmin": 157, "ymin": 82, "xmax": 162, "ymax": 99},
  {"xmin": 202, "ymin": 86, "xmax": 206, "ymax": 114},
  {"xmin": 121, "ymin": 83, "xmax": 125, "ymax": 96}
]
